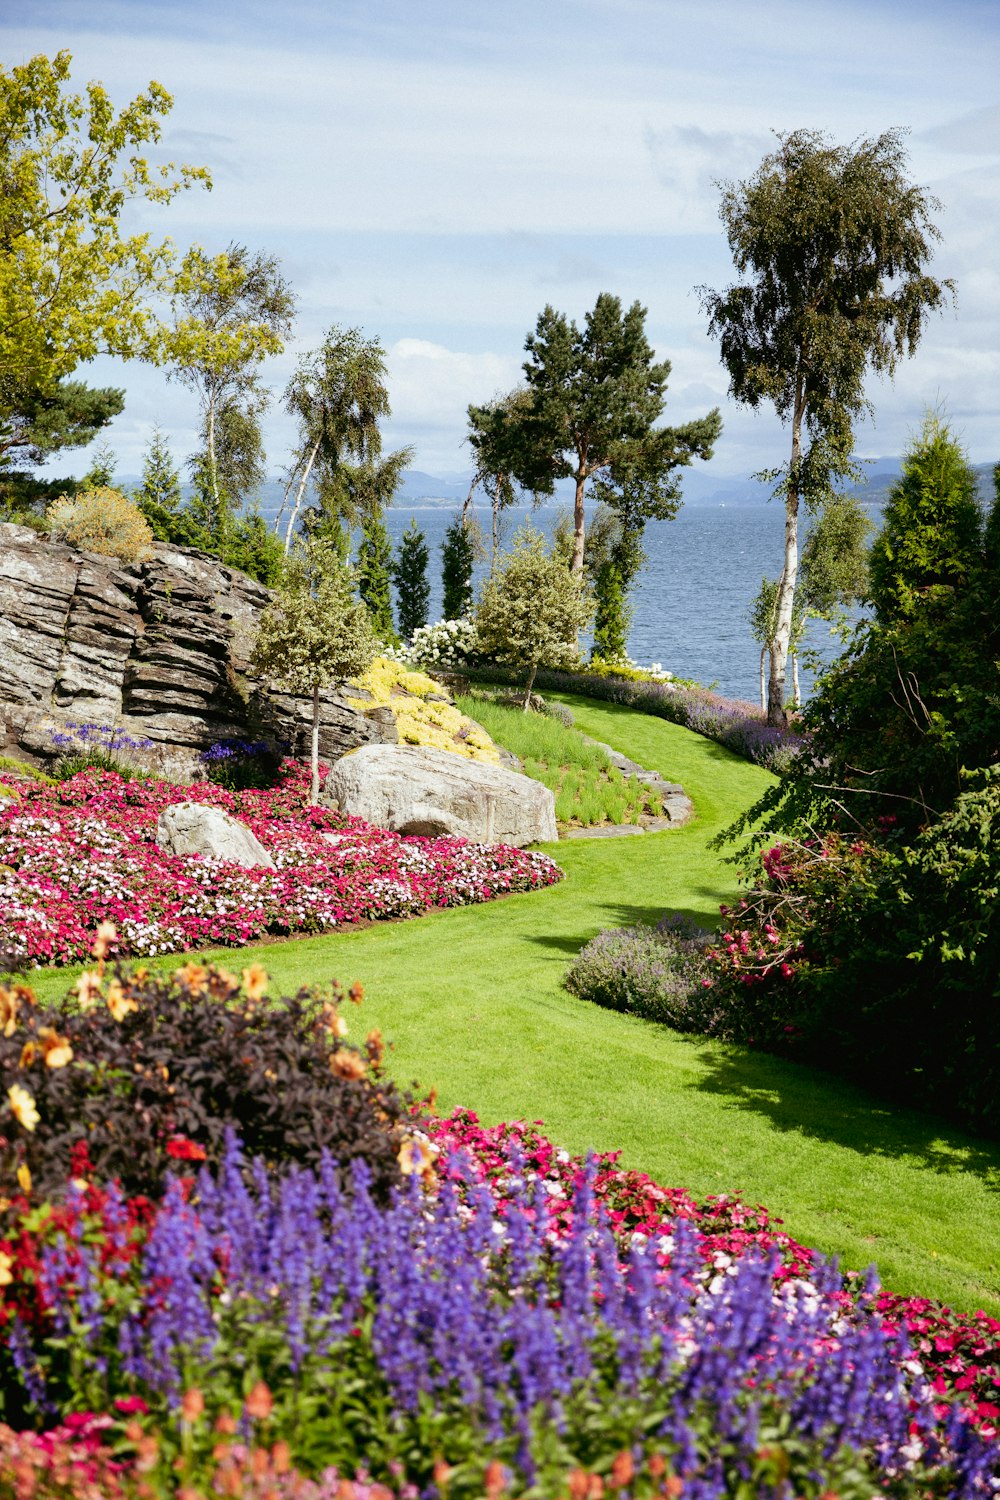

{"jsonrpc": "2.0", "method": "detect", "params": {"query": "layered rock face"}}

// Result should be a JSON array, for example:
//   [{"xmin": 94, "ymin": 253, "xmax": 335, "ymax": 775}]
[{"xmin": 0, "ymin": 523, "xmax": 385, "ymax": 780}]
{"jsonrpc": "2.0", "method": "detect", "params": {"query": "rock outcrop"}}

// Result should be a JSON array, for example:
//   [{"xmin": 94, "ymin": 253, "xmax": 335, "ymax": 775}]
[
  {"xmin": 0, "ymin": 523, "xmax": 385, "ymax": 780},
  {"xmin": 324, "ymin": 744, "xmax": 558, "ymax": 847}
]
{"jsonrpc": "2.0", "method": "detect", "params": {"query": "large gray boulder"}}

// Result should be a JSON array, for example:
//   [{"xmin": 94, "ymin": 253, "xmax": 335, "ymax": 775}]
[
  {"xmin": 325, "ymin": 744, "xmax": 557, "ymax": 847},
  {"xmin": 156, "ymin": 802, "xmax": 275, "ymax": 867}
]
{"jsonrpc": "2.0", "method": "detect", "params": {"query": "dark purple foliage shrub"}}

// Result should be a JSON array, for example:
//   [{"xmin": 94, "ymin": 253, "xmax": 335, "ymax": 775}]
[{"xmin": 0, "ymin": 963, "xmax": 409, "ymax": 1203}]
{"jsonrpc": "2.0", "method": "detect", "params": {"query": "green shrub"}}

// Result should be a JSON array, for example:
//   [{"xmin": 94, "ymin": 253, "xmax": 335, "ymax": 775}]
[
  {"xmin": 700, "ymin": 777, "xmax": 1000, "ymax": 1133},
  {"xmin": 45, "ymin": 486, "xmax": 155, "ymax": 563},
  {"xmin": 565, "ymin": 915, "xmax": 718, "ymax": 1030},
  {"xmin": 0, "ymin": 957, "xmax": 411, "ymax": 1203}
]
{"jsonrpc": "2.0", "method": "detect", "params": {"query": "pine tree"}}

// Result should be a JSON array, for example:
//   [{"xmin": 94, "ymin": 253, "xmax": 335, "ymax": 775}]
[
  {"xmin": 357, "ymin": 511, "xmax": 397, "ymax": 643},
  {"xmin": 392, "ymin": 519, "xmax": 430, "ymax": 642},
  {"xmin": 591, "ymin": 559, "xmax": 631, "ymax": 664},
  {"xmin": 134, "ymin": 427, "xmax": 199, "ymax": 545},
  {"xmin": 441, "ymin": 515, "xmax": 475, "ymax": 619}
]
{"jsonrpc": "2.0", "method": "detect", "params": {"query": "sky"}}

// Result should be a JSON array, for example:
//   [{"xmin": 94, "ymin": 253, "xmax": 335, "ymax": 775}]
[{"xmin": 5, "ymin": 0, "xmax": 1000, "ymax": 486}]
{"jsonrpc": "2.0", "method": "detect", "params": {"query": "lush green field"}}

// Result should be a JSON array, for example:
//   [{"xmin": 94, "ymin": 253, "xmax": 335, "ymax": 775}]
[{"xmin": 29, "ymin": 695, "xmax": 1000, "ymax": 1316}]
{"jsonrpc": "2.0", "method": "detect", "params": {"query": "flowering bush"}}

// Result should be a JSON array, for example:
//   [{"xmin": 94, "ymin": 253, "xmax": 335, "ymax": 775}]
[
  {"xmin": 0, "ymin": 957, "xmax": 410, "ymax": 1203},
  {"xmin": 44, "ymin": 487, "xmax": 154, "ymax": 565},
  {"xmin": 1, "ymin": 1133, "xmax": 996, "ymax": 1496},
  {"xmin": 348, "ymin": 658, "xmax": 499, "ymax": 763},
  {"xmin": 0, "ymin": 761, "xmax": 563, "ymax": 966},
  {"xmin": 197, "ymin": 738, "xmax": 285, "ymax": 791},
  {"xmin": 387, "ymin": 616, "xmax": 481, "ymax": 670},
  {"xmin": 48, "ymin": 723, "xmax": 154, "ymax": 783}
]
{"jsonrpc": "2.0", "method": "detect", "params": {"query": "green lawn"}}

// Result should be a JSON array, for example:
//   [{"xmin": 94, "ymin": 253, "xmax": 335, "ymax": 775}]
[{"xmin": 29, "ymin": 695, "xmax": 1000, "ymax": 1315}]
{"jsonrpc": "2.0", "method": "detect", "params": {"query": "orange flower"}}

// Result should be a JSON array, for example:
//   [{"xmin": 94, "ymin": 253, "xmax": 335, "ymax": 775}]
[
  {"xmin": 0, "ymin": 986, "xmax": 23, "ymax": 1037},
  {"xmin": 16, "ymin": 1163, "xmax": 31, "ymax": 1194},
  {"xmin": 214, "ymin": 1411, "xmax": 238, "ymax": 1436},
  {"xmin": 175, "ymin": 962, "xmax": 209, "ymax": 993},
  {"xmin": 610, "ymin": 1452, "xmax": 634, "ymax": 1489},
  {"xmin": 73, "ymin": 970, "xmax": 103, "ymax": 1009},
  {"xmin": 366, "ymin": 1028, "xmax": 385, "ymax": 1065},
  {"xmin": 7, "ymin": 1084, "xmax": 39, "ymax": 1132},
  {"xmin": 348, "ymin": 981, "xmax": 364, "ymax": 1005},
  {"xmin": 271, "ymin": 1440, "xmax": 292, "ymax": 1475},
  {"xmin": 241, "ymin": 963, "xmax": 269, "ymax": 1002},
  {"xmin": 397, "ymin": 1133, "xmax": 440, "ymax": 1177},
  {"xmin": 181, "ymin": 1388, "xmax": 205, "ymax": 1423},
  {"xmin": 484, "ymin": 1460, "xmax": 507, "ymax": 1498},
  {"xmin": 38, "ymin": 1027, "xmax": 73, "ymax": 1069},
  {"xmin": 243, "ymin": 1380, "xmax": 273, "ymax": 1421},
  {"xmin": 330, "ymin": 1050, "xmax": 367, "ymax": 1081},
  {"xmin": 91, "ymin": 921, "xmax": 118, "ymax": 959},
  {"xmin": 106, "ymin": 979, "xmax": 138, "ymax": 1023},
  {"xmin": 18, "ymin": 1040, "xmax": 36, "ymax": 1069}
]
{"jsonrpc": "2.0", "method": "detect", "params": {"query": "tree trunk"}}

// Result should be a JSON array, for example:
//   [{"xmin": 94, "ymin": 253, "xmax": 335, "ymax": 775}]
[
  {"xmin": 491, "ymin": 478, "xmax": 501, "ymax": 575},
  {"xmin": 310, "ymin": 682, "xmax": 321, "ymax": 805},
  {"xmin": 207, "ymin": 396, "xmax": 222, "ymax": 536},
  {"xmin": 570, "ymin": 469, "xmax": 587, "ymax": 575},
  {"xmin": 792, "ymin": 652, "xmax": 801, "ymax": 708},
  {"xmin": 767, "ymin": 382, "xmax": 805, "ymax": 727},
  {"xmin": 759, "ymin": 645, "xmax": 767, "ymax": 712},
  {"xmin": 523, "ymin": 660, "xmax": 538, "ymax": 710},
  {"xmin": 283, "ymin": 437, "xmax": 322, "ymax": 553}
]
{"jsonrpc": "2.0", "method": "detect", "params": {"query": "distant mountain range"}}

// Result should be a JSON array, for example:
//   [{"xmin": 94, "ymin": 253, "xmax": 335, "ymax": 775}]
[{"xmin": 112, "ymin": 458, "xmax": 997, "ymax": 518}]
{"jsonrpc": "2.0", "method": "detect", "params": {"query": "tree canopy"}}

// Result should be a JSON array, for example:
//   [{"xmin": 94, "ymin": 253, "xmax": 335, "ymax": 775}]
[
  {"xmin": 0, "ymin": 50, "xmax": 210, "ymax": 430},
  {"xmin": 277, "ymin": 327, "xmax": 393, "ymax": 549},
  {"xmin": 166, "ymin": 244, "xmax": 295, "ymax": 537},
  {"xmin": 700, "ymin": 127, "xmax": 952, "ymax": 724},
  {"xmin": 469, "ymin": 295, "xmax": 720, "ymax": 575}
]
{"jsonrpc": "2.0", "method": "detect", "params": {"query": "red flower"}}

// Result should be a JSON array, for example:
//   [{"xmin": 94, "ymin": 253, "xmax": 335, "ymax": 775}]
[{"xmin": 166, "ymin": 1137, "xmax": 207, "ymax": 1162}]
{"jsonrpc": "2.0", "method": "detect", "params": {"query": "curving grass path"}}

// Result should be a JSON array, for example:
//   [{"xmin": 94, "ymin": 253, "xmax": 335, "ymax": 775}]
[{"xmin": 30, "ymin": 695, "xmax": 1000, "ymax": 1315}]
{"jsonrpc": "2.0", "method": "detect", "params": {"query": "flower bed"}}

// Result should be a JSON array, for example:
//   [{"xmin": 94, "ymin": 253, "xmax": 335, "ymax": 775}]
[
  {"xmin": 0, "ymin": 763, "xmax": 562, "ymax": 967},
  {"xmin": 1, "ymin": 954, "xmax": 999, "ymax": 1497},
  {"xmin": 1, "ymin": 1128, "xmax": 997, "ymax": 1497}
]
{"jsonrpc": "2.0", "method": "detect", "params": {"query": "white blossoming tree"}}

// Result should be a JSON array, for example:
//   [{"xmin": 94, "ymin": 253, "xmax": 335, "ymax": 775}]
[{"xmin": 251, "ymin": 540, "xmax": 377, "ymax": 802}]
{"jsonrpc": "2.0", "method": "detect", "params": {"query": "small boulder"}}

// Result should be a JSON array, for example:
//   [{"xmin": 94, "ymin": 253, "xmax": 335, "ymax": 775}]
[
  {"xmin": 324, "ymin": 743, "xmax": 557, "ymax": 847},
  {"xmin": 156, "ymin": 802, "xmax": 275, "ymax": 867}
]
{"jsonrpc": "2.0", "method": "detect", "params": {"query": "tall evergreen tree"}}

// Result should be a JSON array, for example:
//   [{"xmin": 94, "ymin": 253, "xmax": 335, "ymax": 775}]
[
  {"xmin": 441, "ymin": 515, "xmax": 475, "ymax": 619},
  {"xmin": 357, "ymin": 511, "xmax": 397, "ymax": 643},
  {"xmin": 392, "ymin": 520, "xmax": 430, "ymax": 642}
]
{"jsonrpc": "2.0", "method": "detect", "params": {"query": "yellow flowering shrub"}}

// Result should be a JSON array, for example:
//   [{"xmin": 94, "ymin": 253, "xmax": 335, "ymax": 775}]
[
  {"xmin": 348, "ymin": 658, "xmax": 499, "ymax": 764},
  {"xmin": 45, "ymin": 486, "xmax": 155, "ymax": 564}
]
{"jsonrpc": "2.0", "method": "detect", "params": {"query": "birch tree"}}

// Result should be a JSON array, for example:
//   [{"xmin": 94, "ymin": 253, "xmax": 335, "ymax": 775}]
[
  {"xmin": 700, "ymin": 128, "xmax": 952, "ymax": 726},
  {"xmin": 277, "ymin": 327, "xmax": 391, "ymax": 549},
  {"xmin": 166, "ymin": 244, "xmax": 295, "ymax": 537}
]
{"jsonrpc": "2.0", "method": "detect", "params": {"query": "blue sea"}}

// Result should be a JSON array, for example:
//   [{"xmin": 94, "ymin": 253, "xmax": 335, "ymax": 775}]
[{"xmin": 376, "ymin": 501, "xmax": 883, "ymax": 704}]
